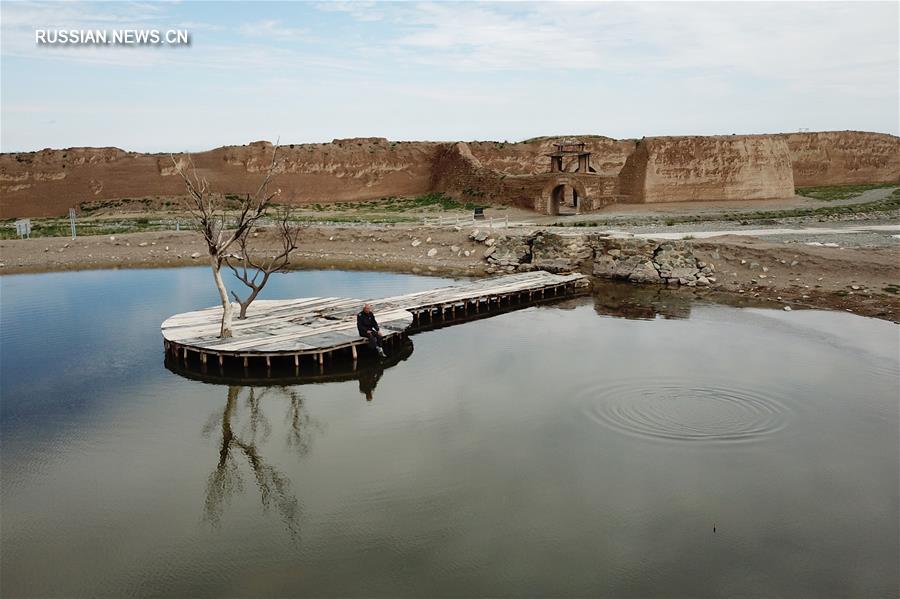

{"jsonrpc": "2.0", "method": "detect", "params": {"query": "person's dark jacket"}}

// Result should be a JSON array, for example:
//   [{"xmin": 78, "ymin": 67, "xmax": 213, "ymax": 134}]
[{"xmin": 357, "ymin": 311, "xmax": 379, "ymax": 336}]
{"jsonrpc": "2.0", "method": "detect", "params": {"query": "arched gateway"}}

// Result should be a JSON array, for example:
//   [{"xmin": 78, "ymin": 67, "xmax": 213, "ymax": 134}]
[
  {"xmin": 542, "ymin": 176, "xmax": 589, "ymax": 216},
  {"xmin": 542, "ymin": 139, "xmax": 593, "ymax": 215}
]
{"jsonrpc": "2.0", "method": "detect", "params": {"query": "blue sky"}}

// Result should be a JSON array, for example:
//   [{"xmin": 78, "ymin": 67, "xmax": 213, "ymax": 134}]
[{"xmin": 1, "ymin": 1, "xmax": 897, "ymax": 152}]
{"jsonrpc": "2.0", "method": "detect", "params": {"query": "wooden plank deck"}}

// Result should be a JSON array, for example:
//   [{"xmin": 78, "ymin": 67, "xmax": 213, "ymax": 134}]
[{"xmin": 161, "ymin": 271, "xmax": 589, "ymax": 363}]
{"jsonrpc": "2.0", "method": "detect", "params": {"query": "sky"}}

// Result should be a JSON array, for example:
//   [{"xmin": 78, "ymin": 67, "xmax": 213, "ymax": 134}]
[{"xmin": 1, "ymin": 1, "xmax": 898, "ymax": 153}]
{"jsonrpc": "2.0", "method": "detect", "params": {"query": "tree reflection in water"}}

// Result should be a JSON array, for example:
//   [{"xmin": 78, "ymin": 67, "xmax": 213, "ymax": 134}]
[
  {"xmin": 202, "ymin": 385, "xmax": 320, "ymax": 541},
  {"xmin": 182, "ymin": 341, "xmax": 413, "ymax": 539},
  {"xmin": 285, "ymin": 387, "xmax": 317, "ymax": 456}
]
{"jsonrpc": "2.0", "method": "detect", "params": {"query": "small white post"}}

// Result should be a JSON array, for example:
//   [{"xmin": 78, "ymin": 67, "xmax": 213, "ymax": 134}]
[{"xmin": 68, "ymin": 208, "xmax": 77, "ymax": 239}]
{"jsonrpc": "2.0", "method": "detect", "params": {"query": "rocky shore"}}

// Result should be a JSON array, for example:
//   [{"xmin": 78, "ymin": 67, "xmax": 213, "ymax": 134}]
[
  {"xmin": 1, "ymin": 224, "xmax": 898, "ymax": 322},
  {"xmin": 486, "ymin": 231, "xmax": 715, "ymax": 286}
]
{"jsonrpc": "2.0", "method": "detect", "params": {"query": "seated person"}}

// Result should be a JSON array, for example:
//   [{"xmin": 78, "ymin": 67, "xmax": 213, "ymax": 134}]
[{"xmin": 357, "ymin": 303, "xmax": 387, "ymax": 358}]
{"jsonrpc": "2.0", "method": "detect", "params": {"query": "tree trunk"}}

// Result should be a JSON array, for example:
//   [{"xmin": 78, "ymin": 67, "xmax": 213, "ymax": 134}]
[
  {"xmin": 238, "ymin": 287, "xmax": 262, "ymax": 319},
  {"xmin": 211, "ymin": 257, "xmax": 234, "ymax": 338}
]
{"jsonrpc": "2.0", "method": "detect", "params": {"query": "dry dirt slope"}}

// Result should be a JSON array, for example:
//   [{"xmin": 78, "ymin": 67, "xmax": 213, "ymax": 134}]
[{"xmin": 2, "ymin": 131, "xmax": 899, "ymax": 218}]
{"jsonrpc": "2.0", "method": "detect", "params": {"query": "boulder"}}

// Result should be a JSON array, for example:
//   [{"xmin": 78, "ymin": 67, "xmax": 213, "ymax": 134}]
[
  {"xmin": 592, "ymin": 255, "xmax": 617, "ymax": 277},
  {"xmin": 628, "ymin": 261, "xmax": 660, "ymax": 283}
]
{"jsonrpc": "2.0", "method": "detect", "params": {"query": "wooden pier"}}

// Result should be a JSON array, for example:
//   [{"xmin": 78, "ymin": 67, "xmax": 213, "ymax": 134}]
[{"xmin": 161, "ymin": 271, "xmax": 589, "ymax": 372}]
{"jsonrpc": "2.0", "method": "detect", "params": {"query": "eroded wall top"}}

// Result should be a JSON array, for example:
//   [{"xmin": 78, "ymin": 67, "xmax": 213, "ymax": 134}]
[
  {"xmin": 2, "ymin": 131, "xmax": 898, "ymax": 218},
  {"xmin": 783, "ymin": 131, "xmax": 900, "ymax": 186},
  {"xmin": 0, "ymin": 140, "xmax": 440, "ymax": 218}
]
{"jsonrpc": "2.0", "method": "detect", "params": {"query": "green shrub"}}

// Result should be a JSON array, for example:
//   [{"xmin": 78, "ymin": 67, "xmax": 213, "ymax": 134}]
[{"xmin": 795, "ymin": 183, "xmax": 898, "ymax": 201}]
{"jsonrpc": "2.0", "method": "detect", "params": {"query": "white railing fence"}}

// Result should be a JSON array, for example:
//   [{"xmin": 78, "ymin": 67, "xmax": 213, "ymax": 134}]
[{"xmin": 423, "ymin": 214, "xmax": 513, "ymax": 228}]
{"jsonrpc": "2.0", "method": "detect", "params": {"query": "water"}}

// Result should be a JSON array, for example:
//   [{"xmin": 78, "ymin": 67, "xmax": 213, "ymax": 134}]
[{"xmin": 1, "ymin": 268, "xmax": 898, "ymax": 598}]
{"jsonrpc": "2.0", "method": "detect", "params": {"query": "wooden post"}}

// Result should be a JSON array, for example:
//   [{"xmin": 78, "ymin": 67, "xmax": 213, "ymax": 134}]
[{"xmin": 351, "ymin": 345, "xmax": 358, "ymax": 360}]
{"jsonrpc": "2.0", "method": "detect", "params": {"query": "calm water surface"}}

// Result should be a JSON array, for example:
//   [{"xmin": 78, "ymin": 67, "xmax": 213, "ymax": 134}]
[{"xmin": 1, "ymin": 268, "xmax": 898, "ymax": 598}]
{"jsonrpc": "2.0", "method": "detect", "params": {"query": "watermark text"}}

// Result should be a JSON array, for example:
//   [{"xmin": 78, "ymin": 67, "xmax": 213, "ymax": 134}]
[{"xmin": 35, "ymin": 29, "xmax": 191, "ymax": 46}]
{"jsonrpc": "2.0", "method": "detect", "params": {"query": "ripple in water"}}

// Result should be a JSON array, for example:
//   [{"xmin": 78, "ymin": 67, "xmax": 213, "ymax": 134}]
[{"xmin": 579, "ymin": 378, "xmax": 791, "ymax": 443}]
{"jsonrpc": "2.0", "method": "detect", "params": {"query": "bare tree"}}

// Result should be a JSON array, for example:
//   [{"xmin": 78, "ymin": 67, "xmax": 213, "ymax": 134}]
[
  {"xmin": 225, "ymin": 209, "xmax": 300, "ymax": 319},
  {"xmin": 171, "ymin": 144, "xmax": 281, "ymax": 338}
]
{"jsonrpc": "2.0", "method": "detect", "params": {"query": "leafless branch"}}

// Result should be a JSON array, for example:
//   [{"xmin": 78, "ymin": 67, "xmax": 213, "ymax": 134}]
[
  {"xmin": 225, "ymin": 207, "xmax": 300, "ymax": 319},
  {"xmin": 171, "ymin": 141, "xmax": 287, "ymax": 336}
]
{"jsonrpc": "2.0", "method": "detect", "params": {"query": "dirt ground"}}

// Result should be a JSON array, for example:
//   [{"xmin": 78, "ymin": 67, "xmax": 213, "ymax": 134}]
[
  {"xmin": 689, "ymin": 236, "xmax": 900, "ymax": 322},
  {"xmin": 2, "ymin": 222, "xmax": 898, "ymax": 322},
  {"xmin": 0, "ymin": 226, "xmax": 487, "ymax": 276}
]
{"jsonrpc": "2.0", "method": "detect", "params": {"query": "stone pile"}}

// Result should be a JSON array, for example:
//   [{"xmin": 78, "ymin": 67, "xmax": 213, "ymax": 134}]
[
  {"xmin": 478, "ymin": 230, "xmax": 716, "ymax": 286},
  {"xmin": 593, "ymin": 238, "xmax": 716, "ymax": 286}
]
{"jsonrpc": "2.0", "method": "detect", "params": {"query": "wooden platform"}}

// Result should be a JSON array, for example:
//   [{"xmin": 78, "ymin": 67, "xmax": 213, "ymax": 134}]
[{"xmin": 161, "ymin": 271, "xmax": 589, "ymax": 369}]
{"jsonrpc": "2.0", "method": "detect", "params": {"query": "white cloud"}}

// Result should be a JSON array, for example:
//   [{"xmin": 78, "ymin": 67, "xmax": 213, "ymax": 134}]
[
  {"xmin": 0, "ymin": 1, "xmax": 150, "ymax": 27},
  {"xmin": 314, "ymin": 1, "xmax": 383, "ymax": 22},
  {"xmin": 0, "ymin": 2, "xmax": 358, "ymax": 71},
  {"xmin": 1, "ymin": 0, "xmax": 897, "ymax": 151},
  {"xmin": 381, "ymin": 1, "xmax": 897, "ymax": 99},
  {"xmin": 238, "ymin": 19, "xmax": 308, "ymax": 39}
]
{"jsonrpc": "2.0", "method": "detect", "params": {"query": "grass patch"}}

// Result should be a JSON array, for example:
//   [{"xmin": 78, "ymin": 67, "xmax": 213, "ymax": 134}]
[
  {"xmin": 313, "ymin": 193, "xmax": 482, "ymax": 213},
  {"xmin": 407, "ymin": 193, "xmax": 476, "ymax": 211},
  {"xmin": 550, "ymin": 194, "xmax": 900, "ymax": 228},
  {"xmin": 0, "ymin": 217, "xmax": 191, "ymax": 240},
  {"xmin": 290, "ymin": 214, "xmax": 416, "ymax": 224},
  {"xmin": 795, "ymin": 183, "xmax": 898, "ymax": 201}
]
